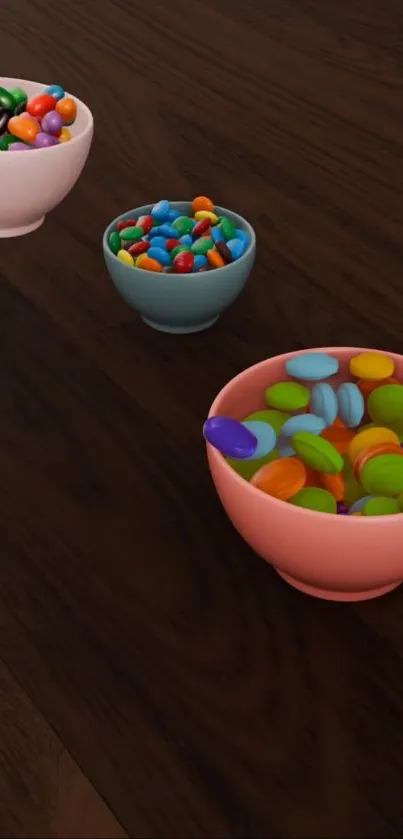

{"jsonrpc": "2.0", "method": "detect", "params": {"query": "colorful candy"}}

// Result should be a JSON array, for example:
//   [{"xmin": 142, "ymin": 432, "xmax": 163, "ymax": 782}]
[
  {"xmin": 108, "ymin": 198, "xmax": 250, "ymax": 273},
  {"xmin": 205, "ymin": 349, "xmax": 403, "ymax": 515},
  {"xmin": 0, "ymin": 83, "xmax": 77, "ymax": 151}
]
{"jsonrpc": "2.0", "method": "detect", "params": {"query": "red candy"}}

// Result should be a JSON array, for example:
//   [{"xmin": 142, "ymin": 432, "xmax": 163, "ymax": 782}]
[
  {"xmin": 173, "ymin": 251, "xmax": 194, "ymax": 273},
  {"xmin": 192, "ymin": 218, "xmax": 210, "ymax": 236},
  {"xmin": 27, "ymin": 94, "xmax": 56, "ymax": 119},
  {"xmin": 136, "ymin": 215, "xmax": 153, "ymax": 234},
  {"xmin": 166, "ymin": 238, "xmax": 179, "ymax": 252},
  {"xmin": 117, "ymin": 218, "xmax": 137, "ymax": 231},
  {"xmin": 128, "ymin": 241, "xmax": 150, "ymax": 256}
]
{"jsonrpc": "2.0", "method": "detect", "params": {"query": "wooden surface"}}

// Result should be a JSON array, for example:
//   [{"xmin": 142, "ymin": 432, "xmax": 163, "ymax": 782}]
[{"xmin": 1, "ymin": 0, "xmax": 403, "ymax": 836}]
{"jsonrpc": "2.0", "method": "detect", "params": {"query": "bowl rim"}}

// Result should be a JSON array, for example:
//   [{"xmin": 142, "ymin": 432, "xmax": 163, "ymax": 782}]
[
  {"xmin": 207, "ymin": 345, "xmax": 403, "ymax": 523},
  {"xmin": 0, "ymin": 76, "xmax": 94, "ymax": 157},
  {"xmin": 102, "ymin": 201, "xmax": 256, "ymax": 279}
]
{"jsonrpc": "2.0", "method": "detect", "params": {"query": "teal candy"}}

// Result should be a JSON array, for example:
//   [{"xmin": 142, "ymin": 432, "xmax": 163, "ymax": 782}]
[{"xmin": 103, "ymin": 202, "xmax": 255, "ymax": 334}]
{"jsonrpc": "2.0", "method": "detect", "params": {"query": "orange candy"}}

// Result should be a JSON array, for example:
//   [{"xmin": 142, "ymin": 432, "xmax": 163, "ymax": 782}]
[
  {"xmin": 8, "ymin": 115, "xmax": 40, "ymax": 144},
  {"xmin": 207, "ymin": 248, "xmax": 225, "ymax": 269},
  {"xmin": 251, "ymin": 457, "xmax": 307, "ymax": 500},
  {"xmin": 320, "ymin": 471, "xmax": 345, "ymax": 501},
  {"xmin": 56, "ymin": 97, "xmax": 77, "ymax": 125},
  {"xmin": 357, "ymin": 377, "xmax": 398, "ymax": 399},
  {"xmin": 353, "ymin": 442, "xmax": 403, "ymax": 481},
  {"xmin": 320, "ymin": 425, "xmax": 355, "ymax": 454},
  {"xmin": 135, "ymin": 255, "xmax": 163, "ymax": 272},
  {"xmin": 192, "ymin": 195, "xmax": 214, "ymax": 214}
]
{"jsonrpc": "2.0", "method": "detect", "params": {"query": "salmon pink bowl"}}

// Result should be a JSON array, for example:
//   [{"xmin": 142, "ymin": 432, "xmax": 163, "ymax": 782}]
[
  {"xmin": 0, "ymin": 77, "xmax": 93, "ymax": 238},
  {"xmin": 206, "ymin": 347, "xmax": 403, "ymax": 602}
]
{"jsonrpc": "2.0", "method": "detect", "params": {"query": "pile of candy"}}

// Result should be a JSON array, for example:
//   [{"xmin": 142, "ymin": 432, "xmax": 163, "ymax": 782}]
[
  {"xmin": 108, "ymin": 196, "xmax": 249, "ymax": 273},
  {"xmin": 204, "ymin": 351, "xmax": 403, "ymax": 516},
  {"xmin": 0, "ymin": 84, "xmax": 77, "ymax": 151}
]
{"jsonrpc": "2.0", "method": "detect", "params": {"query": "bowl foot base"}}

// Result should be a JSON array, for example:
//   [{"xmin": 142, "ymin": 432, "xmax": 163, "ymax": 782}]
[
  {"xmin": 141, "ymin": 315, "xmax": 218, "ymax": 334},
  {"xmin": 275, "ymin": 568, "xmax": 401, "ymax": 602},
  {"xmin": 0, "ymin": 216, "xmax": 45, "ymax": 238}
]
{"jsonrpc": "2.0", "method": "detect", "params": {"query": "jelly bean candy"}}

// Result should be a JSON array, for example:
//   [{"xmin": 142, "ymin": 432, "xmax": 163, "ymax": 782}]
[
  {"xmin": 226, "ymin": 238, "xmax": 245, "ymax": 260},
  {"xmin": 8, "ymin": 142, "xmax": 32, "ymax": 151},
  {"xmin": 117, "ymin": 249, "xmax": 135, "ymax": 266},
  {"xmin": 0, "ymin": 108, "xmax": 13, "ymax": 134},
  {"xmin": 0, "ymin": 86, "xmax": 15, "ymax": 111},
  {"xmin": 55, "ymin": 97, "xmax": 77, "ymax": 125},
  {"xmin": 179, "ymin": 234, "xmax": 193, "ymax": 247},
  {"xmin": 8, "ymin": 115, "xmax": 40, "ymax": 143},
  {"xmin": 193, "ymin": 254, "xmax": 208, "ymax": 271},
  {"xmin": 108, "ymin": 231, "xmax": 121, "ymax": 255},
  {"xmin": 192, "ymin": 196, "xmax": 214, "ymax": 214},
  {"xmin": 136, "ymin": 255, "xmax": 163, "ymax": 272},
  {"xmin": 204, "ymin": 416, "xmax": 257, "ymax": 458},
  {"xmin": 207, "ymin": 248, "xmax": 225, "ymax": 268},
  {"xmin": 136, "ymin": 215, "xmax": 154, "ymax": 234},
  {"xmin": 120, "ymin": 226, "xmax": 143, "ymax": 242},
  {"xmin": 173, "ymin": 215, "xmax": 195, "ymax": 236},
  {"xmin": 192, "ymin": 218, "xmax": 210, "ymax": 236},
  {"xmin": 41, "ymin": 110, "xmax": 63, "ymax": 135},
  {"xmin": 59, "ymin": 127, "xmax": 72, "ymax": 143},
  {"xmin": 128, "ymin": 241, "xmax": 150, "ymax": 256},
  {"xmin": 27, "ymin": 93, "xmax": 56, "ymax": 119},
  {"xmin": 219, "ymin": 217, "xmax": 236, "ymax": 241},
  {"xmin": 216, "ymin": 241, "xmax": 232, "ymax": 263},
  {"xmin": 194, "ymin": 210, "xmax": 218, "ymax": 224},
  {"xmin": 34, "ymin": 132, "xmax": 59, "ymax": 148},
  {"xmin": 148, "ymin": 247, "xmax": 171, "ymax": 266},
  {"xmin": 44, "ymin": 84, "xmax": 65, "ymax": 101},
  {"xmin": 191, "ymin": 237, "xmax": 213, "ymax": 255},
  {"xmin": 8, "ymin": 87, "xmax": 27, "ymax": 114},
  {"xmin": 0, "ymin": 133, "xmax": 19, "ymax": 150}
]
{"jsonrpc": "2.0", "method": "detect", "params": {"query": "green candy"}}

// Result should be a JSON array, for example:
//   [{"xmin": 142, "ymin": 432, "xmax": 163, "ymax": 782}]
[
  {"xmin": 172, "ymin": 216, "xmax": 194, "ymax": 236},
  {"xmin": 8, "ymin": 86, "xmax": 27, "ymax": 112},
  {"xmin": 362, "ymin": 496, "xmax": 400, "ymax": 516},
  {"xmin": 0, "ymin": 133, "xmax": 19, "ymax": 151},
  {"xmin": 120, "ymin": 226, "xmax": 143, "ymax": 242},
  {"xmin": 226, "ymin": 449, "xmax": 278, "ymax": 481},
  {"xmin": 292, "ymin": 431, "xmax": 343, "ymax": 474},
  {"xmin": 343, "ymin": 457, "xmax": 365, "ymax": 505},
  {"xmin": 108, "ymin": 231, "xmax": 121, "ymax": 255},
  {"xmin": 397, "ymin": 492, "xmax": 403, "ymax": 511},
  {"xmin": 265, "ymin": 381, "xmax": 310, "ymax": 412},
  {"xmin": 368, "ymin": 384, "xmax": 403, "ymax": 426},
  {"xmin": 244, "ymin": 409, "xmax": 291, "ymax": 435},
  {"xmin": 360, "ymin": 454, "xmax": 403, "ymax": 496},
  {"xmin": 171, "ymin": 245, "xmax": 189, "ymax": 259},
  {"xmin": 219, "ymin": 217, "xmax": 236, "ymax": 241},
  {"xmin": 0, "ymin": 86, "xmax": 15, "ymax": 110},
  {"xmin": 290, "ymin": 487, "xmax": 337, "ymax": 513},
  {"xmin": 191, "ymin": 238, "xmax": 213, "ymax": 255}
]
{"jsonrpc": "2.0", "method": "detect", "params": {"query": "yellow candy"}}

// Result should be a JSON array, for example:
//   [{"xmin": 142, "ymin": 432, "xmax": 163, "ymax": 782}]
[
  {"xmin": 348, "ymin": 425, "xmax": 400, "ymax": 463},
  {"xmin": 117, "ymin": 249, "xmax": 134, "ymax": 266},
  {"xmin": 194, "ymin": 210, "xmax": 218, "ymax": 224},
  {"xmin": 349, "ymin": 352, "xmax": 395, "ymax": 381},
  {"xmin": 59, "ymin": 127, "xmax": 72, "ymax": 143}
]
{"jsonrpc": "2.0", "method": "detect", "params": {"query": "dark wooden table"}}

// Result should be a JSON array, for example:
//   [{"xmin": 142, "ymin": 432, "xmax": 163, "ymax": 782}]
[{"xmin": 1, "ymin": 0, "xmax": 403, "ymax": 836}]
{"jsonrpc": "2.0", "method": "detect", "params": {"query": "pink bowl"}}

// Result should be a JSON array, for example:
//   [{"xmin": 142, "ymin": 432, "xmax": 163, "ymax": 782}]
[
  {"xmin": 207, "ymin": 347, "xmax": 403, "ymax": 602},
  {"xmin": 0, "ymin": 77, "xmax": 93, "ymax": 238}
]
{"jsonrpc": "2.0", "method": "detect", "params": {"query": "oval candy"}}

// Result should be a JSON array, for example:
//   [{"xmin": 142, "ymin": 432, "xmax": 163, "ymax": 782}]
[
  {"xmin": 204, "ymin": 417, "xmax": 257, "ymax": 458},
  {"xmin": 292, "ymin": 431, "xmax": 343, "ymax": 474},
  {"xmin": 362, "ymin": 497, "xmax": 400, "ymax": 516},
  {"xmin": 360, "ymin": 454, "xmax": 403, "ymax": 496},
  {"xmin": 310, "ymin": 383, "xmax": 338, "ymax": 426},
  {"xmin": 285, "ymin": 352, "xmax": 339, "ymax": 382},
  {"xmin": 337, "ymin": 382, "xmax": 365, "ymax": 428},
  {"xmin": 349, "ymin": 351, "xmax": 395, "ymax": 381},
  {"xmin": 241, "ymin": 421, "xmax": 277, "ymax": 459},
  {"xmin": 367, "ymin": 384, "xmax": 403, "ymax": 427},
  {"xmin": 281, "ymin": 413, "xmax": 326, "ymax": 438},
  {"xmin": 265, "ymin": 381, "xmax": 310, "ymax": 412},
  {"xmin": 251, "ymin": 457, "xmax": 307, "ymax": 500},
  {"xmin": 348, "ymin": 425, "xmax": 400, "ymax": 464},
  {"xmin": 290, "ymin": 487, "xmax": 337, "ymax": 514}
]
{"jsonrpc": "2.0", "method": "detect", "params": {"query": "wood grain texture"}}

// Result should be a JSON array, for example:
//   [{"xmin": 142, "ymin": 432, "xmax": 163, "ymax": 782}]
[
  {"xmin": 0, "ymin": 0, "xmax": 403, "ymax": 835},
  {"xmin": 0, "ymin": 659, "xmax": 127, "ymax": 837}
]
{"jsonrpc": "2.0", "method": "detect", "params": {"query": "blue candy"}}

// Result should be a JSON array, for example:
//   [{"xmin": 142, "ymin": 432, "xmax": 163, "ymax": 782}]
[
  {"xmin": 203, "ymin": 416, "xmax": 257, "ymax": 459},
  {"xmin": 151, "ymin": 200, "xmax": 171, "ymax": 222},
  {"xmin": 146, "ymin": 235, "xmax": 168, "ymax": 249},
  {"xmin": 337, "ymin": 383, "xmax": 365, "ymax": 428},
  {"xmin": 44, "ymin": 84, "xmax": 65, "ymax": 101},
  {"xmin": 281, "ymin": 413, "xmax": 326, "ymax": 437},
  {"xmin": 149, "ymin": 224, "xmax": 178, "ymax": 239},
  {"xmin": 311, "ymin": 383, "xmax": 338, "ymax": 426},
  {"xmin": 285, "ymin": 352, "xmax": 339, "ymax": 381},
  {"xmin": 211, "ymin": 227, "xmax": 224, "ymax": 243},
  {"xmin": 168, "ymin": 209, "xmax": 181, "ymax": 221},
  {"xmin": 241, "ymin": 420, "xmax": 277, "ymax": 459},
  {"xmin": 235, "ymin": 228, "xmax": 249, "ymax": 244},
  {"xmin": 277, "ymin": 440, "xmax": 295, "ymax": 458},
  {"xmin": 227, "ymin": 238, "xmax": 245, "ymax": 260},
  {"xmin": 148, "ymin": 247, "xmax": 171, "ymax": 267},
  {"xmin": 349, "ymin": 495, "xmax": 377, "ymax": 514},
  {"xmin": 180, "ymin": 234, "xmax": 193, "ymax": 246},
  {"xmin": 193, "ymin": 254, "xmax": 208, "ymax": 271}
]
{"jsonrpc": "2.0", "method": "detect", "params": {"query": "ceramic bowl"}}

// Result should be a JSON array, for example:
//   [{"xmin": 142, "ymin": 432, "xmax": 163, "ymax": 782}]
[
  {"xmin": 206, "ymin": 347, "xmax": 403, "ymax": 602},
  {"xmin": 0, "ymin": 77, "xmax": 93, "ymax": 237},
  {"xmin": 103, "ymin": 202, "xmax": 256, "ymax": 334}
]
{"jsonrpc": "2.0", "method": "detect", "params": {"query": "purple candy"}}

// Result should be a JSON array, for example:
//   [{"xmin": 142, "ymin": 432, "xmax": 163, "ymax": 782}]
[
  {"xmin": 34, "ymin": 132, "xmax": 59, "ymax": 148},
  {"xmin": 8, "ymin": 142, "xmax": 33, "ymax": 151},
  {"xmin": 203, "ymin": 416, "xmax": 258, "ymax": 459},
  {"xmin": 337, "ymin": 501, "xmax": 349, "ymax": 515},
  {"xmin": 41, "ymin": 110, "xmax": 63, "ymax": 135}
]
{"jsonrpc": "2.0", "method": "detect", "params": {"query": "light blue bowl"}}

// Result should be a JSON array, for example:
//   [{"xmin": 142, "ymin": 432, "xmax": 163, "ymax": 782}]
[{"xmin": 102, "ymin": 201, "xmax": 256, "ymax": 334}]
